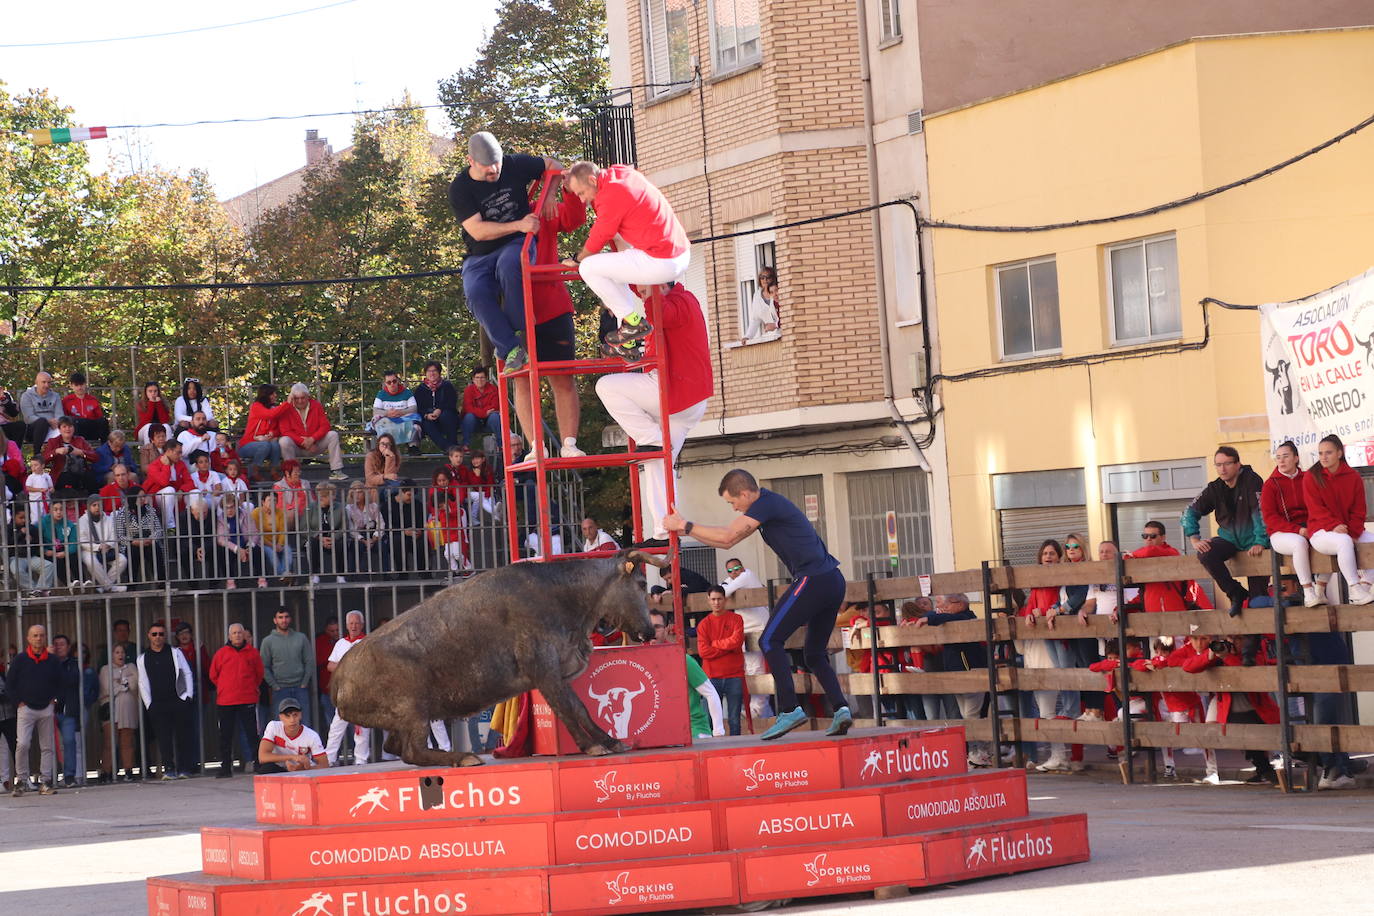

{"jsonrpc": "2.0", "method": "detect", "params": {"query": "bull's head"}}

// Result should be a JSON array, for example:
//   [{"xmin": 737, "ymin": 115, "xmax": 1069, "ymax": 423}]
[
  {"xmin": 587, "ymin": 682, "xmax": 647, "ymax": 738},
  {"xmin": 603, "ymin": 549, "xmax": 670, "ymax": 643},
  {"xmin": 1266, "ymin": 358, "xmax": 1294, "ymax": 414}
]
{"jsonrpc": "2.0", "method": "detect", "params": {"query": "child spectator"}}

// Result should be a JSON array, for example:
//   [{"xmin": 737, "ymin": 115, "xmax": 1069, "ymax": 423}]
[
  {"xmin": 209, "ymin": 431, "xmax": 240, "ymax": 474},
  {"xmin": 458, "ymin": 449, "xmax": 499, "ymax": 521},
  {"xmin": 134, "ymin": 382, "xmax": 171, "ymax": 445},
  {"xmin": 25, "ymin": 456, "xmax": 53, "ymax": 522},
  {"xmin": 428, "ymin": 489, "xmax": 471, "ymax": 573}
]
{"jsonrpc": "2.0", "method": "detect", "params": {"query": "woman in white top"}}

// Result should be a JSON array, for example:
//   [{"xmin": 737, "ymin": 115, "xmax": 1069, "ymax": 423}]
[
  {"xmin": 744, "ymin": 266, "xmax": 779, "ymax": 341},
  {"xmin": 173, "ymin": 377, "xmax": 217, "ymax": 432}
]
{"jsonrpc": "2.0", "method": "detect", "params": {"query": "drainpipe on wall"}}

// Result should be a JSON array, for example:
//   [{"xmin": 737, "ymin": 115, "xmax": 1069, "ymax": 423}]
[{"xmin": 854, "ymin": 0, "xmax": 929, "ymax": 472}]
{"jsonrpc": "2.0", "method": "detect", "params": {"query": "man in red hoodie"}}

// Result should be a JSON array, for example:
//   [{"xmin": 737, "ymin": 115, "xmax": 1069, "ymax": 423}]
[
  {"xmin": 563, "ymin": 161, "xmax": 690, "ymax": 352},
  {"xmin": 62, "ymin": 372, "xmax": 109, "ymax": 444},
  {"xmin": 1122, "ymin": 521, "xmax": 1190, "ymax": 611},
  {"xmin": 277, "ymin": 383, "xmax": 348, "ymax": 481},
  {"xmin": 142, "ymin": 439, "xmax": 193, "ymax": 529},
  {"xmin": 594, "ymin": 281, "xmax": 712, "ymax": 546},
  {"xmin": 208, "ymin": 622, "xmax": 265, "ymax": 778},
  {"xmin": 697, "ymin": 586, "xmax": 746, "ymax": 735}
]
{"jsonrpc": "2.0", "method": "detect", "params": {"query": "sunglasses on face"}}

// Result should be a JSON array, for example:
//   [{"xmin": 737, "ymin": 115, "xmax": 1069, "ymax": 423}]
[
  {"xmin": 1140, "ymin": 533, "xmax": 1160, "ymax": 540},
  {"xmin": 1065, "ymin": 543, "xmax": 1082, "ymax": 550},
  {"xmin": 149, "ymin": 631, "xmax": 166, "ymax": 637},
  {"xmin": 727, "ymin": 566, "xmax": 743, "ymax": 573}
]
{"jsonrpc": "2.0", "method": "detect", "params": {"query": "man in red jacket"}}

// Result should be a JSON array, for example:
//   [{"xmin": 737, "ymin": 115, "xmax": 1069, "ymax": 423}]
[
  {"xmin": 563, "ymin": 161, "xmax": 690, "ymax": 352},
  {"xmin": 41, "ymin": 416, "xmax": 99, "ymax": 493},
  {"xmin": 142, "ymin": 439, "xmax": 194, "ymax": 529},
  {"xmin": 208, "ymin": 622, "xmax": 264, "ymax": 778},
  {"xmin": 594, "ymin": 282, "xmax": 712, "ymax": 546},
  {"xmin": 697, "ymin": 586, "xmax": 746, "ymax": 735},
  {"xmin": 277, "ymin": 383, "xmax": 348, "ymax": 481},
  {"xmin": 62, "ymin": 372, "xmax": 110, "ymax": 444}
]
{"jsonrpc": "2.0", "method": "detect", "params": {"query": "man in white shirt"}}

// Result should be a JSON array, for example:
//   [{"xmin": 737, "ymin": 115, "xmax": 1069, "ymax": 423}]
[
  {"xmin": 580, "ymin": 516, "xmax": 618, "ymax": 554},
  {"xmin": 176, "ymin": 411, "xmax": 215, "ymax": 461},
  {"xmin": 721, "ymin": 557, "xmax": 771, "ymax": 717},
  {"xmin": 77, "ymin": 494, "xmax": 127, "ymax": 592},
  {"xmin": 324, "ymin": 611, "xmax": 372, "ymax": 765},
  {"xmin": 257, "ymin": 696, "xmax": 328, "ymax": 772}
]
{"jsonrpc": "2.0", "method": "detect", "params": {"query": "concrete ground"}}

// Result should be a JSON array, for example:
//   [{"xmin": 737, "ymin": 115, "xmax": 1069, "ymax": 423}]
[{"xmin": 2, "ymin": 768, "xmax": 1372, "ymax": 915}]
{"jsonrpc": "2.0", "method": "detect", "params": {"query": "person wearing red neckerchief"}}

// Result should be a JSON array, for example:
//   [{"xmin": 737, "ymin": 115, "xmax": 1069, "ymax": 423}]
[{"xmin": 5, "ymin": 624, "xmax": 62, "ymax": 795}]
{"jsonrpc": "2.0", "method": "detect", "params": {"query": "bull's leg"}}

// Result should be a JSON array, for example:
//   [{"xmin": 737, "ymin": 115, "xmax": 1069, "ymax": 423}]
[
  {"xmin": 394, "ymin": 725, "xmax": 483, "ymax": 768},
  {"xmin": 538, "ymin": 677, "xmax": 626, "ymax": 756}
]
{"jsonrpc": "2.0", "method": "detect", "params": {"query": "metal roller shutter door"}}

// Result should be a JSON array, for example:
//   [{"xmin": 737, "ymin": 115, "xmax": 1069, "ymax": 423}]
[{"xmin": 998, "ymin": 505, "xmax": 1090, "ymax": 567}]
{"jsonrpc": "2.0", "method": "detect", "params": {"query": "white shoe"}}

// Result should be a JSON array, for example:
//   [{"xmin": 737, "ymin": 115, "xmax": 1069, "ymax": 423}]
[
  {"xmin": 1036, "ymin": 756, "xmax": 1067, "ymax": 773},
  {"xmin": 1319, "ymin": 772, "xmax": 1356, "ymax": 790},
  {"xmin": 110, "ymin": 584, "xmax": 127, "ymax": 592},
  {"xmin": 1201, "ymin": 772, "xmax": 1222, "ymax": 785},
  {"xmin": 967, "ymin": 751, "xmax": 993, "ymax": 768},
  {"xmin": 1076, "ymin": 709, "xmax": 1103, "ymax": 722},
  {"xmin": 1349, "ymin": 583, "xmax": 1374, "ymax": 605},
  {"xmin": 1303, "ymin": 584, "xmax": 1322, "ymax": 607},
  {"xmin": 560, "ymin": 438, "xmax": 585, "ymax": 458},
  {"xmin": 310, "ymin": 575, "xmax": 320, "ymax": 584},
  {"xmin": 523, "ymin": 447, "xmax": 549, "ymax": 464}
]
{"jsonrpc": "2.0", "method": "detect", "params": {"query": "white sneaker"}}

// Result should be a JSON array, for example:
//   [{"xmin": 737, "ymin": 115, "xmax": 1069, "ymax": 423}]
[
  {"xmin": 560, "ymin": 438, "xmax": 586, "ymax": 458},
  {"xmin": 523, "ymin": 447, "xmax": 549, "ymax": 464},
  {"xmin": 1319, "ymin": 772, "xmax": 1356, "ymax": 790},
  {"xmin": 1201, "ymin": 772, "xmax": 1222, "ymax": 785},
  {"xmin": 110, "ymin": 584, "xmax": 127, "ymax": 592},
  {"xmin": 1303, "ymin": 584, "xmax": 1322, "ymax": 607},
  {"xmin": 310, "ymin": 575, "xmax": 321, "ymax": 584},
  {"xmin": 967, "ymin": 751, "xmax": 993, "ymax": 768},
  {"xmin": 1350, "ymin": 583, "xmax": 1374, "ymax": 605},
  {"xmin": 1036, "ymin": 756, "xmax": 1067, "ymax": 773}
]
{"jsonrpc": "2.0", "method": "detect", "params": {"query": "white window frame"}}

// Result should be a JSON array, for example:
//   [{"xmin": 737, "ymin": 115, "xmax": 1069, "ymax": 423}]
[
  {"xmin": 708, "ymin": 0, "xmax": 762, "ymax": 75},
  {"xmin": 994, "ymin": 255, "xmax": 1061, "ymax": 360},
  {"xmin": 879, "ymin": 0, "xmax": 902, "ymax": 42},
  {"xmin": 642, "ymin": 0, "xmax": 694, "ymax": 99},
  {"xmin": 732, "ymin": 216, "xmax": 778, "ymax": 345},
  {"xmin": 1106, "ymin": 231, "xmax": 1181, "ymax": 346}
]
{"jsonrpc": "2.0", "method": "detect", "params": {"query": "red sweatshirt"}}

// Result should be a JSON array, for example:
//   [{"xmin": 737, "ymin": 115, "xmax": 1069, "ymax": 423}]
[
  {"xmin": 277, "ymin": 399, "xmax": 333, "ymax": 446},
  {"xmin": 208, "ymin": 643, "xmax": 264, "ymax": 707},
  {"xmin": 643, "ymin": 284, "xmax": 713, "ymax": 415},
  {"xmin": 143, "ymin": 456, "xmax": 194, "ymax": 493},
  {"xmin": 462, "ymin": 383, "xmax": 499, "ymax": 420},
  {"xmin": 585, "ymin": 165, "xmax": 688, "ymax": 259},
  {"xmin": 531, "ymin": 186, "xmax": 586, "ymax": 323},
  {"xmin": 240, "ymin": 401, "xmax": 289, "ymax": 448},
  {"xmin": 61, "ymin": 393, "xmax": 104, "ymax": 419},
  {"xmin": 695, "ymin": 610, "xmax": 745, "ymax": 678},
  {"xmin": 136, "ymin": 400, "xmax": 171, "ymax": 430},
  {"xmin": 1126, "ymin": 542, "xmax": 1188, "ymax": 612},
  {"xmin": 210, "ymin": 443, "xmax": 240, "ymax": 474},
  {"xmin": 1148, "ymin": 646, "xmax": 1206, "ymax": 716},
  {"xmin": 1303, "ymin": 461, "xmax": 1366, "ymax": 537},
  {"xmin": 41, "ymin": 435, "xmax": 97, "ymax": 479},
  {"xmin": 1179, "ymin": 644, "xmax": 1279, "ymax": 723},
  {"xmin": 1261, "ymin": 467, "xmax": 1308, "ymax": 535},
  {"xmin": 1018, "ymin": 586, "xmax": 1059, "ymax": 617},
  {"xmin": 457, "ymin": 463, "xmax": 494, "ymax": 498}
]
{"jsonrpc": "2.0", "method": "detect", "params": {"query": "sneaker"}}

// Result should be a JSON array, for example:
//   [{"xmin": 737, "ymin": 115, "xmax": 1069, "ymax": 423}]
[
  {"xmin": 1163, "ymin": 766, "xmax": 1177, "ymax": 780},
  {"xmin": 328, "ymin": 470, "xmax": 349, "ymax": 482},
  {"xmin": 600, "ymin": 338, "xmax": 645, "ymax": 361},
  {"xmin": 761, "ymin": 706, "xmax": 808, "ymax": 740},
  {"xmin": 1076, "ymin": 709, "xmax": 1103, "ymax": 722},
  {"xmin": 110, "ymin": 584, "xmax": 128, "ymax": 592},
  {"xmin": 1228, "ymin": 594, "xmax": 1246, "ymax": 617},
  {"xmin": 1349, "ymin": 583, "xmax": 1374, "ymax": 605},
  {"xmin": 1036, "ymin": 756, "xmax": 1067, "ymax": 773},
  {"xmin": 1303, "ymin": 584, "xmax": 1322, "ymax": 607},
  {"xmin": 825, "ymin": 706, "xmax": 853, "ymax": 737},
  {"xmin": 523, "ymin": 446, "xmax": 549, "ymax": 464},
  {"xmin": 560, "ymin": 438, "xmax": 586, "ymax": 458},
  {"xmin": 38, "ymin": 783, "xmax": 55, "ymax": 796},
  {"xmin": 503, "ymin": 346, "xmax": 528, "ymax": 373},
  {"xmin": 175, "ymin": 772, "xmax": 190, "ymax": 780},
  {"xmin": 310, "ymin": 575, "xmax": 320, "ymax": 584},
  {"xmin": 225, "ymin": 578, "xmax": 237, "ymax": 589},
  {"xmin": 336, "ymin": 576, "xmax": 347, "ymax": 584},
  {"xmin": 11, "ymin": 782, "xmax": 24, "ymax": 798},
  {"xmin": 604, "ymin": 313, "xmax": 653, "ymax": 346},
  {"xmin": 160, "ymin": 773, "xmax": 176, "ymax": 782},
  {"xmin": 967, "ymin": 751, "xmax": 993, "ymax": 768},
  {"xmin": 257, "ymin": 577, "xmax": 269, "ymax": 588},
  {"xmin": 1245, "ymin": 769, "xmax": 1278, "ymax": 785},
  {"xmin": 1201, "ymin": 772, "xmax": 1222, "ymax": 785},
  {"xmin": 407, "ymin": 444, "xmax": 422, "ymax": 456},
  {"xmin": 1319, "ymin": 772, "xmax": 1356, "ymax": 790}
]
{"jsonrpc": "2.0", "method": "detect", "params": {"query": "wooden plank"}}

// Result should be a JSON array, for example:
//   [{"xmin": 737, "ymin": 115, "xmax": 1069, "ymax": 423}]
[
  {"xmin": 1291, "ymin": 724, "xmax": 1374, "ymax": 754},
  {"xmin": 879, "ymin": 671, "xmax": 996, "ymax": 694},
  {"xmin": 1287, "ymin": 665, "xmax": 1374, "ymax": 692}
]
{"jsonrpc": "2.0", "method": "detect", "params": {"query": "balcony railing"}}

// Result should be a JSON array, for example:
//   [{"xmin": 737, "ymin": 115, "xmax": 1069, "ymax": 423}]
[{"xmin": 580, "ymin": 104, "xmax": 637, "ymax": 168}]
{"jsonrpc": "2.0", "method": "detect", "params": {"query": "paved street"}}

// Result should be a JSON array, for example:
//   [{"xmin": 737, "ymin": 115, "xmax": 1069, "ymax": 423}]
[{"xmin": 2, "ymin": 769, "xmax": 1371, "ymax": 914}]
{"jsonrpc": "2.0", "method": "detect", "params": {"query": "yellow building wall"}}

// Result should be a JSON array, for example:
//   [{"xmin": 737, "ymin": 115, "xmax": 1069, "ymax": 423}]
[{"xmin": 924, "ymin": 28, "xmax": 1374, "ymax": 569}]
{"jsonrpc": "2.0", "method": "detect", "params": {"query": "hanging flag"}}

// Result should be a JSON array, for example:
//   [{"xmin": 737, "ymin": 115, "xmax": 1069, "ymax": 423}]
[{"xmin": 29, "ymin": 126, "xmax": 108, "ymax": 146}]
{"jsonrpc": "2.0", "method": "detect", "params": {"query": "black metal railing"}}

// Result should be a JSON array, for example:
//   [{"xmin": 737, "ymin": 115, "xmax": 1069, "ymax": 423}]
[{"xmin": 580, "ymin": 104, "xmax": 637, "ymax": 167}]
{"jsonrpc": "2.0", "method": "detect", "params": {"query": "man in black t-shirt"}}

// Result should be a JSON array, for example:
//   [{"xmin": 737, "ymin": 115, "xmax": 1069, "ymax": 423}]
[{"xmin": 448, "ymin": 131, "xmax": 563, "ymax": 373}]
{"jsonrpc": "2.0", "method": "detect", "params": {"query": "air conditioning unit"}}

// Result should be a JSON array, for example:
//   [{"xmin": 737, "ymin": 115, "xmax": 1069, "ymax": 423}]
[{"xmin": 906, "ymin": 110, "xmax": 923, "ymax": 135}]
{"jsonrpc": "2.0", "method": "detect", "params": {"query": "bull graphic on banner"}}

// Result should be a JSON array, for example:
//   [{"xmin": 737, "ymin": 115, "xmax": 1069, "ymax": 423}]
[{"xmin": 1259, "ymin": 266, "xmax": 1374, "ymax": 466}]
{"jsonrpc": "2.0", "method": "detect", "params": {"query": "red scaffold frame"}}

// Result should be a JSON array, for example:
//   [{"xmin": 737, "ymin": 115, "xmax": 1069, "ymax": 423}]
[{"xmin": 495, "ymin": 169, "xmax": 685, "ymax": 624}]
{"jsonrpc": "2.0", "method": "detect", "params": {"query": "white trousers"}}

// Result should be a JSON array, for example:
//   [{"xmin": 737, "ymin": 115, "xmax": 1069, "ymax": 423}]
[
  {"xmin": 82, "ymin": 549, "xmax": 128, "ymax": 589},
  {"xmin": 154, "ymin": 487, "xmax": 179, "ymax": 530},
  {"xmin": 1309, "ymin": 528, "xmax": 1374, "ymax": 586},
  {"xmin": 1268, "ymin": 530, "xmax": 1313, "ymax": 584},
  {"xmin": 595, "ymin": 372, "xmax": 706, "ymax": 539},
  {"xmin": 579, "ymin": 248, "xmax": 690, "ymax": 321},
  {"xmin": 326, "ymin": 715, "xmax": 372, "ymax": 765}
]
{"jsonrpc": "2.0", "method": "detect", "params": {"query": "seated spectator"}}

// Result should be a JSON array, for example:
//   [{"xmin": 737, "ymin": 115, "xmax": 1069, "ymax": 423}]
[
  {"xmin": 115, "ymin": 487, "xmax": 167, "ymax": 586},
  {"xmin": 277, "ymin": 383, "xmax": 347, "ymax": 482},
  {"xmin": 41, "ymin": 416, "xmax": 99, "ymax": 493},
  {"xmin": 216, "ymin": 491, "xmax": 264, "ymax": 589},
  {"xmin": 97, "ymin": 643, "xmax": 140, "ymax": 783},
  {"xmin": 142, "ymin": 439, "xmax": 194, "ymax": 530},
  {"xmin": 345, "ymin": 480, "xmax": 386, "ymax": 576},
  {"xmin": 7, "ymin": 506, "xmax": 56, "ymax": 595},
  {"xmin": 743, "ymin": 265, "xmax": 780, "ymax": 342},
  {"xmin": 99, "ymin": 463, "xmax": 137, "ymax": 514},
  {"xmin": 25, "ymin": 455, "xmax": 53, "ymax": 522},
  {"xmin": 1183, "ymin": 445, "xmax": 1269, "ymax": 618},
  {"xmin": 1303, "ymin": 433, "xmax": 1374, "ymax": 605},
  {"xmin": 305, "ymin": 481, "xmax": 347, "ymax": 583},
  {"xmin": 139, "ymin": 423, "xmax": 170, "ymax": 470},
  {"xmin": 580, "ymin": 516, "xmax": 618, "ymax": 553},
  {"xmin": 78, "ymin": 494, "xmax": 128, "ymax": 593},
  {"xmin": 429, "ymin": 466, "xmax": 460, "ymax": 509},
  {"xmin": 62, "ymin": 372, "xmax": 110, "ymax": 443},
  {"xmin": 134, "ymin": 381, "xmax": 172, "ymax": 445},
  {"xmin": 176, "ymin": 411, "xmax": 216, "ymax": 462},
  {"xmin": 697, "ymin": 586, "xmax": 745, "ymax": 735},
  {"xmin": 218, "ymin": 458, "xmax": 253, "ymax": 510},
  {"xmin": 189, "ymin": 452, "xmax": 226, "ymax": 506},
  {"xmin": 0, "ymin": 385, "xmax": 25, "ymax": 447},
  {"xmin": 173, "ymin": 377, "xmax": 218, "ymax": 432},
  {"xmin": 458, "ymin": 449, "xmax": 499, "ymax": 521},
  {"xmin": 1, "ymin": 427, "xmax": 24, "ymax": 498},
  {"xmin": 41, "ymin": 499, "xmax": 81, "ymax": 590},
  {"xmin": 363, "ymin": 433, "xmax": 403, "ymax": 493},
  {"xmin": 428, "ymin": 489, "xmax": 471, "ymax": 573},
  {"xmin": 256, "ymin": 696, "xmax": 327, "ymax": 773},
  {"xmin": 93, "ymin": 429, "xmax": 138, "ymax": 481},
  {"xmin": 209, "ymin": 623, "xmax": 264, "ymax": 779},
  {"xmin": 272, "ymin": 459, "xmax": 311, "ymax": 520},
  {"xmin": 19, "ymin": 371, "xmax": 63, "ymax": 454},
  {"xmin": 238, "ymin": 384, "xmax": 286, "ymax": 478},
  {"xmin": 253, "ymin": 490, "xmax": 295, "ymax": 580},
  {"xmin": 460, "ymin": 367, "xmax": 501, "ymax": 448},
  {"xmin": 414, "ymin": 361, "xmax": 461, "ymax": 453},
  {"xmin": 209, "ymin": 431, "xmax": 240, "ymax": 475},
  {"xmin": 370, "ymin": 371, "xmax": 421, "ymax": 454},
  {"xmin": 383, "ymin": 480, "xmax": 428, "ymax": 577},
  {"xmin": 177, "ymin": 494, "xmax": 218, "ymax": 589}
]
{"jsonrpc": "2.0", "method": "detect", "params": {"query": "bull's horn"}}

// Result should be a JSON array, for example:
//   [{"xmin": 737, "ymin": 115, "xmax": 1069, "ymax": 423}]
[{"xmin": 626, "ymin": 549, "xmax": 671, "ymax": 569}]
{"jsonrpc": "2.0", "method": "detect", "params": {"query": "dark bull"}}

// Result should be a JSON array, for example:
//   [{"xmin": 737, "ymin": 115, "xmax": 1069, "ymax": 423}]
[{"xmin": 330, "ymin": 550, "xmax": 669, "ymax": 766}]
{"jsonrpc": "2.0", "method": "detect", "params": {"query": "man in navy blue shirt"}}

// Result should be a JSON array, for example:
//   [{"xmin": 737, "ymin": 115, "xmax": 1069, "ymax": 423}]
[{"xmin": 665, "ymin": 468, "xmax": 852, "ymax": 740}]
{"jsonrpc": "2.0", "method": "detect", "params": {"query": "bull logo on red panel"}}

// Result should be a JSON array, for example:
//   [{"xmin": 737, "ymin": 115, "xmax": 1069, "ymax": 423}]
[
  {"xmin": 349, "ymin": 786, "xmax": 390, "ymax": 817},
  {"xmin": 291, "ymin": 892, "xmax": 335, "ymax": 916},
  {"xmin": 584, "ymin": 658, "xmax": 661, "ymax": 739}
]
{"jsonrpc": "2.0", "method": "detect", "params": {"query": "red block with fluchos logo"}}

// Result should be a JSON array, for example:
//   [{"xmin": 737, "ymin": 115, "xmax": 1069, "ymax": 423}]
[
  {"xmin": 923, "ymin": 813, "xmax": 1091, "ymax": 883},
  {"xmin": 719, "ymin": 789, "xmax": 885, "ymax": 850},
  {"xmin": 839, "ymin": 726, "xmax": 966, "ymax": 787},
  {"xmin": 551, "ymin": 802, "xmax": 717, "ymax": 865},
  {"xmin": 737, "ymin": 837, "xmax": 926, "ymax": 902},
  {"xmin": 547, "ymin": 855, "xmax": 739, "ymax": 915}
]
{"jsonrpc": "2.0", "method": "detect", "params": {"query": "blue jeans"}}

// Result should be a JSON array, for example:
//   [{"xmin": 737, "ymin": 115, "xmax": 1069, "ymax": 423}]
[
  {"xmin": 57, "ymin": 713, "xmax": 79, "ymax": 781},
  {"xmin": 272, "ymin": 687, "xmax": 312, "ymax": 730},
  {"xmin": 421, "ymin": 413, "xmax": 461, "ymax": 452},
  {"xmin": 238, "ymin": 440, "xmax": 281, "ymax": 467},
  {"xmin": 461, "ymin": 412, "xmax": 502, "ymax": 447},
  {"xmin": 262, "ymin": 543, "xmax": 293, "ymax": 576},
  {"xmin": 461, "ymin": 235, "xmax": 533, "ymax": 356},
  {"xmin": 710, "ymin": 677, "xmax": 744, "ymax": 736},
  {"xmin": 1311, "ymin": 691, "xmax": 1352, "ymax": 774}
]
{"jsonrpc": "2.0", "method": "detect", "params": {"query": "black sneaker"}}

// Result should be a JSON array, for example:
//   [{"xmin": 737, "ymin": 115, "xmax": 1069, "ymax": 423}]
[
  {"xmin": 604, "ymin": 314, "xmax": 653, "ymax": 346},
  {"xmin": 1245, "ymin": 769, "xmax": 1278, "ymax": 785},
  {"xmin": 1228, "ymin": 595, "xmax": 1246, "ymax": 617},
  {"xmin": 632, "ymin": 537, "xmax": 670, "ymax": 549},
  {"xmin": 601, "ymin": 338, "xmax": 645, "ymax": 362},
  {"xmin": 407, "ymin": 444, "xmax": 422, "ymax": 456}
]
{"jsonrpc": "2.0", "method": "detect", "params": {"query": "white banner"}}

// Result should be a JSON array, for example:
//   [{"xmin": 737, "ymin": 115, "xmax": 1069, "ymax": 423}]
[{"xmin": 1260, "ymin": 266, "xmax": 1374, "ymax": 466}]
